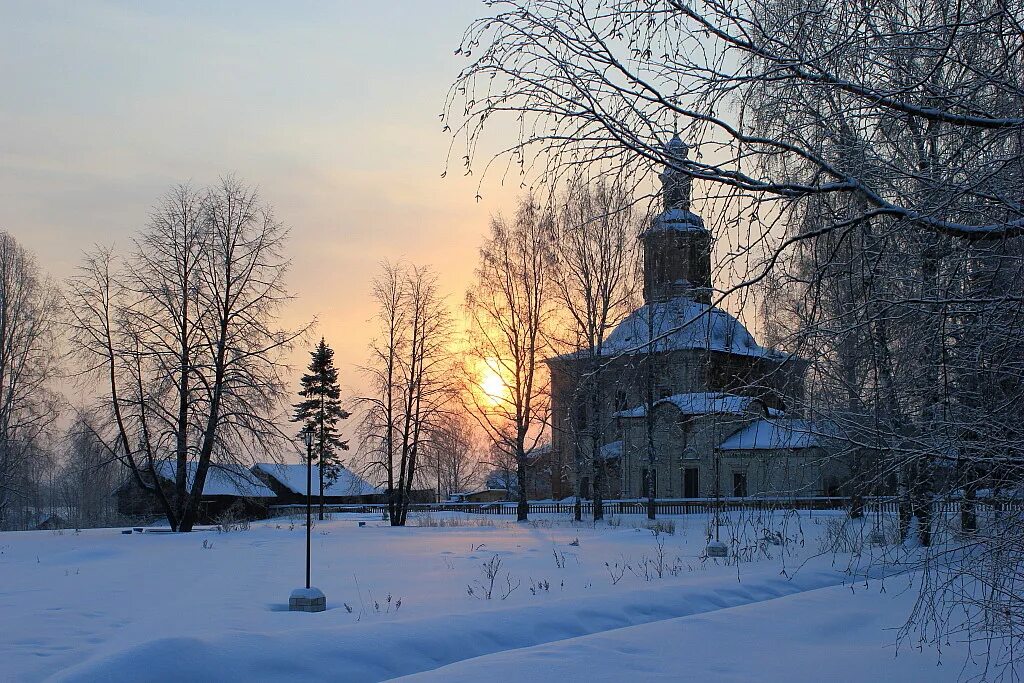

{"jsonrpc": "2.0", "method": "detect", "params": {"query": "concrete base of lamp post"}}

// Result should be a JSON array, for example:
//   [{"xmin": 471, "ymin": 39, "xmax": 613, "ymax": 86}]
[
  {"xmin": 289, "ymin": 587, "xmax": 326, "ymax": 612},
  {"xmin": 706, "ymin": 540, "xmax": 728, "ymax": 558}
]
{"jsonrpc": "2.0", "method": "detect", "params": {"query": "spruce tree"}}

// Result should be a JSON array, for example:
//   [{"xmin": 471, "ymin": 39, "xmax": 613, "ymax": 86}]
[{"xmin": 292, "ymin": 338, "xmax": 350, "ymax": 519}]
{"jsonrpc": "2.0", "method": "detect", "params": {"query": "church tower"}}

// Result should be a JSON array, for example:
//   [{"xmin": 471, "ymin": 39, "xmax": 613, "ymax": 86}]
[{"xmin": 642, "ymin": 135, "xmax": 712, "ymax": 304}]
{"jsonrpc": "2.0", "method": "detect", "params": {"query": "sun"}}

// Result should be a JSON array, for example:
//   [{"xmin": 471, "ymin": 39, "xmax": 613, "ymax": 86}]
[{"xmin": 478, "ymin": 358, "xmax": 509, "ymax": 407}]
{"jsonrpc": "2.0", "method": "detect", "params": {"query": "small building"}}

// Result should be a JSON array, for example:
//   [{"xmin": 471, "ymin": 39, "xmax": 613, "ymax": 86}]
[
  {"xmin": 33, "ymin": 513, "xmax": 68, "ymax": 531},
  {"xmin": 405, "ymin": 488, "xmax": 438, "ymax": 504},
  {"xmin": 525, "ymin": 443, "xmax": 555, "ymax": 499},
  {"xmin": 252, "ymin": 463, "xmax": 382, "ymax": 505},
  {"xmin": 115, "ymin": 461, "xmax": 275, "ymax": 523},
  {"xmin": 449, "ymin": 488, "xmax": 509, "ymax": 503}
]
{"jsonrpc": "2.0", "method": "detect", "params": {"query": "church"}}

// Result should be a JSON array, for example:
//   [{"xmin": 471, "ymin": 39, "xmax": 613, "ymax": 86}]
[{"xmin": 545, "ymin": 137, "xmax": 845, "ymax": 501}]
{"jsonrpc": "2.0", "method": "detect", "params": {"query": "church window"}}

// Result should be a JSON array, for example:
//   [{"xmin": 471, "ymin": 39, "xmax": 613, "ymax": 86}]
[
  {"xmin": 574, "ymin": 401, "xmax": 588, "ymax": 431},
  {"xmin": 652, "ymin": 250, "xmax": 667, "ymax": 285},
  {"xmin": 732, "ymin": 471, "xmax": 748, "ymax": 498}
]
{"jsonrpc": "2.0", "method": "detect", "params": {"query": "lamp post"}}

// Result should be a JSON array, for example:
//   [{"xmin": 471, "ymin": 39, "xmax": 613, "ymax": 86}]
[
  {"xmin": 304, "ymin": 426, "xmax": 313, "ymax": 588},
  {"xmin": 706, "ymin": 442, "xmax": 728, "ymax": 558},
  {"xmin": 289, "ymin": 426, "xmax": 326, "ymax": 612}
]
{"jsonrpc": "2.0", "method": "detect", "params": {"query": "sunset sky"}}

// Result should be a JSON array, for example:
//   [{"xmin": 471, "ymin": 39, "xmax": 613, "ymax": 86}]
[{"xmin": 0, "ymin": 1, "xmax": 522, "ymax": 399}]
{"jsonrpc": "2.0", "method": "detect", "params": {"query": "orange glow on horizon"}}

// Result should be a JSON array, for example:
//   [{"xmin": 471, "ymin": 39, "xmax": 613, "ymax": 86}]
[{"xmin": 477, "ymin": 357, "xmax": 509, "ymax": 408}]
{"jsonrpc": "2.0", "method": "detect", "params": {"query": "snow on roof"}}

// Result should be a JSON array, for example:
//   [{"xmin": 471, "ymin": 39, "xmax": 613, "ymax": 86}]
[
  {"xmin": 614, "ymin": 392, "xmax": 757, "ymax": 419},
  {"xmin": 452, "ymin": 488, "xmax": 508, "ymax": 497},
  {"xmin": 153, "ymin": 461, "xmax": 275, "ymax": 498},
  {"xmin": 600, "ymin": 440, "xmax": 623, "ymax": 460},
  {"xmin": 717, "ymin": 419, "xmax": 825, "ymax": 451},
  {"xmin": 599, "ymin": 295, "xmax": 784, "ymax": 359},
  {"xmin": 527, "ymin": 443, "xmax": 552, "ymax": 458},
  {"xmin": 253, "ymin": 463, "xmax": 380, "ymax": 497},
  {"xmin": 645, "ymin": 207, "xmax": 707, "ymax": 234}
]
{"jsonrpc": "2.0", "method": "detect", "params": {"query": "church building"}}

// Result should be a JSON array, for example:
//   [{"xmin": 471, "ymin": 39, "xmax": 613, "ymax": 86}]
[{"xmin": 545, "ymin": 137, "xmax": 844, "ymax": 501}]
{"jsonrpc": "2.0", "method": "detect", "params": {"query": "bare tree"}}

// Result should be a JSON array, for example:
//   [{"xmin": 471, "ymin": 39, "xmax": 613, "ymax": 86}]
[
  {"xmin": 57, "ymin": 412, "xmax": 122, "ymax": 528},
  {"xmin": 420, "ymin": 414, "xmax": 487, "ymax": 501},
  {"xmin": 360, "ymin": 262, "xmax": 453, "ymax": 526},
  {"xmin": 549, "ymin": 180, "xmax": 639, "ymax": 520},
  {"xmin": 449, "ymin": 0, "xmax": 1024, "ymax": 672},
  {"xmin": 482, "ymin": 440, "xmax": 520, "ymax": 495},
  {"xmin": 66, "ymin": 178, "xmax": 304, "ymax": 532},
  {"xmin": 464, "ymin": 197, "xmax": 555, "ymax": 521},
  {"xmin": 0, "ymin": 232, "xmax": 62, "ymax": 531},
  {"xmin": 447, "ymin": 0, "xmax": 1023, "ymax": 242}
]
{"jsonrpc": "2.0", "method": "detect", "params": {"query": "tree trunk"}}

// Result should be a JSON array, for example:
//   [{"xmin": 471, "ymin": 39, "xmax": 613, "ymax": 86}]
[
  {"xmin": 319, "ymin": 463, "xmax": 325, "ymax": 521},
  {"xmin": 591, "ymin": 367, "xmax": 603, "ymax": 522},
  {"xmin": 516, "ymin": 446, "xmax": 529, "ymax": 522},
  {"xmin": 961, "ymin": 480, "xmax": 977, "ymax": 534},
  {"xmin": 645, "ymin": 312, "xmax": 656, "ymax": 521}
]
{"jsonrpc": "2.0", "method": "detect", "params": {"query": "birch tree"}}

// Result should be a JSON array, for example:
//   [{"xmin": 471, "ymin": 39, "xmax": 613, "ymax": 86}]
[
  {"xmin": 57, "ymin": 413, "xmax": 121, "ymax": 528},
  {"xmin": 447, "ymin": 0, "xmax": 1024, "ymax": 241},
  {"xmin": 420, "ymin": 414, "xmax": 486, "ymax": 502},
  {"xmin": 464, "ymin": 197, "xmax": 555, "ymax": 521},
  {"xmin": 66, "ymin": 178, "xmax": 304, "ymax": 532},
  {"xmin": 361, "ymin": 262, "xmax": 453, "ymax": 526},
  {"xmin": 449, "ymin": 0, "xmax": 1024, "ymax": 670},
  {"xmin": 0, "ymin": 232, "xmax": 61, "ymax": 530},
  {"xmin": 550, "ymin": 181, "xmax": 639, "ymax": 520}
]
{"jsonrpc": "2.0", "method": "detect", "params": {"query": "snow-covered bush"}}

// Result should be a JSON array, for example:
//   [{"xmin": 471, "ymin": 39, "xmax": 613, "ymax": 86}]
[
  {"xmin": 644, "ymin": 520, "xmax": 676, "ymax": 536},
  {"xmin": 468, "ymin": 554, "xmax": 520, "ymax": 600}
]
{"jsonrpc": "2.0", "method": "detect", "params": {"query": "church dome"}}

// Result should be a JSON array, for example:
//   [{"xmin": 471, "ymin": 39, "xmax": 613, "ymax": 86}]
[
  {"xmin": 665, "ymin": 134, "xmax": 689, "ymax": 156},
  {"xmin": 645, "ymin": 207, "xmax": 707, "ymax": 234},
  {"xmin": 601, "ymin": 295, "xmax": 782, "ymax": 359}
]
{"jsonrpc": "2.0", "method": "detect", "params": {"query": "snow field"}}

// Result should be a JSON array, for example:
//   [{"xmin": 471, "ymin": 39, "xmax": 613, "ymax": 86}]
[{"xmin": 0, "ymin": 510, "xmax": 980, "ymax": 681}]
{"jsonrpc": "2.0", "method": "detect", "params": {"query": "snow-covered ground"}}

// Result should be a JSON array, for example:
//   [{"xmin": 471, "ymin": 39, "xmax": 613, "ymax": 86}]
[{"xmin": 0, "ymin": 510, "xmax": 982, "ymax": 681}]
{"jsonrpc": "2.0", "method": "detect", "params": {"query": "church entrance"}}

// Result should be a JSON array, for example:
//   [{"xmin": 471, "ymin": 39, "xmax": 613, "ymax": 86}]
[
  {"xmin": 683, "ymin": 467, "xmax": 699, "ymax": 498},
  {"xmin": 641, "ymin": 469, "xmax": 658, "ymax": 498}
]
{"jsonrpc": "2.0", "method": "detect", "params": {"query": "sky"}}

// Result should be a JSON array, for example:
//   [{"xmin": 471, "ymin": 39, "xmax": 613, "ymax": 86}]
[{"xmin": 0, "ymin": 0, "xmax": 521, "ymax": 400}]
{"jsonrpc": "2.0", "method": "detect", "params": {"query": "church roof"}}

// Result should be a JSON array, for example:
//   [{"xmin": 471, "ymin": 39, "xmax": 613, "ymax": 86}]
[
  {"xmin": 599, "ymin": 295, "xmax": 784, "ymax": 359},
  {"xmin": 717, "ymin": 418, "xmax": 827, "ymax": 451},
  {"xmin": 645, "ymin": 207, "xmax": 707, "ymax": 234},
  {"xmin": 613, "ymin": 391, "xmax": 757, "ymax": 419}
]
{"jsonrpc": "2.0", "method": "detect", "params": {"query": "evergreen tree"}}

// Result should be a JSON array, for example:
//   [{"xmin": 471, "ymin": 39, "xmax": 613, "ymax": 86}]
[{"xmin": 292, "ymin": 338, "xmax": 350, "ymax": 519}]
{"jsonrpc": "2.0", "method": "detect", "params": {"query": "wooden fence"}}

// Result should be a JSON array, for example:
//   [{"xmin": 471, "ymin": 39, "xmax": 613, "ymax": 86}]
[{"xmin": 269, "ymin": 496, "xmax": 1024, "ymax": 518}]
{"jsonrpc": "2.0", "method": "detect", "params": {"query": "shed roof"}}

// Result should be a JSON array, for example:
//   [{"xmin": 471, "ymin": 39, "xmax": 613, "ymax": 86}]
[
  {"xmin": 152, "ymin": 461, "xmax": 275, "ymax": 498},
  {"xmin": 453, "ymin": 488, "xmax": 508, "ymax": 497},
  {"xmin": 253, "ymin": 463, "xmax": 380, "ymax": 497}
]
